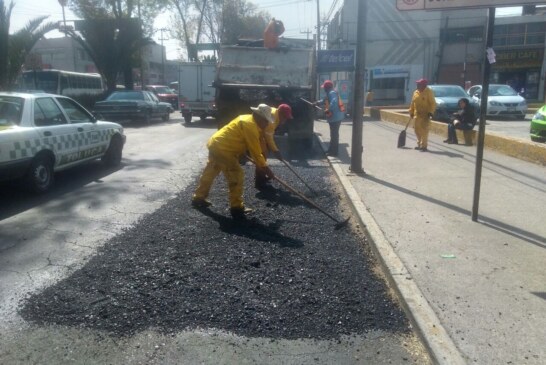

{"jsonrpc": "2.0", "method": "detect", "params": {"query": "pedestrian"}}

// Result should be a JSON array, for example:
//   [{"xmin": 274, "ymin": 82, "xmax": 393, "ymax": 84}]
[
  {"xmin": 315, "ymin": 80, "xmax": 345, "ymax": 156},
  {"xmin": 444, "ymin": 97, "xmax": 477, "ymax": 145},
  {"xmin": 409, "ymin": 78, "xmax": 436, "ymax": 152},
  {"xmin": 263, "ymin": 18, "xmax": 285, "ymax": 49},
  {"xmin": 255, "ymin": 103, "xmax": 293, "ymax": 190},
  {"xmin": 192, "ymin": 105, "xmax": 276, "ymax": 220},
  {"xmin": 365, "ymin": 89, "xmax": 374, "ymax": 107}
]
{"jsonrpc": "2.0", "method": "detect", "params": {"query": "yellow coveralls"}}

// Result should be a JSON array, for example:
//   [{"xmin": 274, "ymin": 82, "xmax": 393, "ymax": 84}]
[
  {"xmin": 193, "ymin": 114, "xmax": 267, "ymax": 209},
  {"xmin": 409, "ymin": 87, "xmax": 436, "ymax": 149},
  {"xmin": 256, "ymin": 108, "xmax": 281, "ymax": 184}
]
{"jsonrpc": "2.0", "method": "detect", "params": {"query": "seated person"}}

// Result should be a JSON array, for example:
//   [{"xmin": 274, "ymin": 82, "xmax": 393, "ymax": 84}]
[
  {"xmin": 444, "ymin": 97, "xmax": 477, "ymax": 145},
  {"xmin": 263, "ymin": 18, "xmax": 285, "ymax": 49}
]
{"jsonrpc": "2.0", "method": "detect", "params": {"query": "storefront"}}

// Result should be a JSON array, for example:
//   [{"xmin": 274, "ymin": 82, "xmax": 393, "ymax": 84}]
[{"xmin": 491, "ymin": 48, "xmax": 544, "ymax": 100}]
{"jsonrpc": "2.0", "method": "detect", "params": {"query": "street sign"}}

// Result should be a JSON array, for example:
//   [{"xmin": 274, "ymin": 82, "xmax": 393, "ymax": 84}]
[{"xmin": 397, "ymin": 0, "xmax": 546, "ymax": 11}]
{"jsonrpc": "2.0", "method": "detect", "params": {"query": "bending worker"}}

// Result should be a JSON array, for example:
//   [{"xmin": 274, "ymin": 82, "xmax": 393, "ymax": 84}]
[
  {"xmin": 192, "ymin": 105, "xmax": 275, "ymax": 219},
  {"xmin": 409, "ymin": 78, "xmax": 436, "ymax": 152},
  {"xmin": 255, "ymin": 103, "xmax": 293, "ymax": 190}
]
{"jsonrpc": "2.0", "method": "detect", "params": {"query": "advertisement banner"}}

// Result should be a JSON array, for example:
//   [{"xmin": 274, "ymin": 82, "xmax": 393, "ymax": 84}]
[{"xmin": 317, "ymin": 50, "xmax": 355, "ymax": 72}]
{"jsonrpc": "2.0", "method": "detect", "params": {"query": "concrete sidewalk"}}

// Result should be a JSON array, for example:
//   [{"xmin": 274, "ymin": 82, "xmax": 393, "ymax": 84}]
[{"xmin": 314, "ymin": 119, "xmax": 546, "ymax": 365}]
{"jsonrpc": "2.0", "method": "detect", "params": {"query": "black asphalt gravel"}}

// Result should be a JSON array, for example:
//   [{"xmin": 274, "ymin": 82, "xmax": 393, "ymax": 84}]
[{"xmin": 20, "ymin": 145, "xmax": 410, "ymax": 340}]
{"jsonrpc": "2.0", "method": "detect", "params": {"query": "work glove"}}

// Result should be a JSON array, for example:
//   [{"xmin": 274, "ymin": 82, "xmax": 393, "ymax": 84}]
[
  {"xmin": 260, "ymin": 166, "xmax": 275, "ymax": 180},
  {"xmin": 273, "ymin": 150, "xmax": 283, "ymax": 160}
]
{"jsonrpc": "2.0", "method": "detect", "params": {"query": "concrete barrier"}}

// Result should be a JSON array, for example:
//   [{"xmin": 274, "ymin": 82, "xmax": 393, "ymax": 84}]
[{"xmin": 369, "ymin": 108, "xmax": 546, "ymax": 166}]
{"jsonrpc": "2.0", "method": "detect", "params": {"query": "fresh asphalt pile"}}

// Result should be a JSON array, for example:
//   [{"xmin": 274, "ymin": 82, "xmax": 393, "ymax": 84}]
[{"xmin": 20, "ymin": 146, "xmax": 410, "ymax": 340}]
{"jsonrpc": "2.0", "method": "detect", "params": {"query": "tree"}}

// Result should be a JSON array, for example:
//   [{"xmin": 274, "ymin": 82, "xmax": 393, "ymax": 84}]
[
  {"xmin": 68, "ymin": 0, "xmax": 165, "ymax": 91},
  {"xmin": 168, "ymin": 0, "xmax": 270, "ymax": 61},
  {"xmin": 0, "ymin": 0, "xmax": 57, "ymax": 90}
]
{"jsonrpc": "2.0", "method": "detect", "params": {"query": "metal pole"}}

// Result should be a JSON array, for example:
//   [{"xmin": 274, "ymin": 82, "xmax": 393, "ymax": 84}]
[
  {"xmin": 350, "ymin": 0, "xmax": 367, "ymax": 173},
  {"xmin": 316, "ymin": 0, "xmax": 321, "ymax": 52},
  {"xmin": 472, "ymin": 7, "xmax": 496, "ymax": 222}
]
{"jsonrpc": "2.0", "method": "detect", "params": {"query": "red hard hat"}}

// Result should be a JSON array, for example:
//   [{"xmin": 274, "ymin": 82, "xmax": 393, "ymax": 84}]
[
  {"xmin": 416, "ymin": 78, "xmax": 428, "ymax": 85},
  {"xmin": 278, "ymin": 104, "xmax": 293, "ymax": 119},
  {"xmin": 321, "ymin": 80, "xmax": 334, "ymax": 89}
]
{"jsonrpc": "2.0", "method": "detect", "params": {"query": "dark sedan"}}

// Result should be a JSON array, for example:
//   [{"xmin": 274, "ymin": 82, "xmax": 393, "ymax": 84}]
[
  {"xmin": 94, "ymin": 90, "xmax": 173, "ymax": 123},
  {"xmin": 429, "ymin": 84, "xmax": 480, "ymax": 122}
]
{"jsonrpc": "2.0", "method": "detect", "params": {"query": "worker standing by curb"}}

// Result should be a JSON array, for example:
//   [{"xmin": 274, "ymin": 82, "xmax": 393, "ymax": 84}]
[{"xmin": 409, "ymin": 79, "xmax": 436, "ymax": 152}]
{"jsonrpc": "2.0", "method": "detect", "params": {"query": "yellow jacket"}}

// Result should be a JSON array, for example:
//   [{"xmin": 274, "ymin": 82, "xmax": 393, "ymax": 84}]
[
  {"xmin": 409, "ymin": 87, "xmax": 436, "ymax": 118},
  {"xmin": 263, "ymin": 107, "xmax": 281, "ymax": 152},
  {"xmin": 208, "ymin": 114, "xmax": 267, "ymax": 167}
]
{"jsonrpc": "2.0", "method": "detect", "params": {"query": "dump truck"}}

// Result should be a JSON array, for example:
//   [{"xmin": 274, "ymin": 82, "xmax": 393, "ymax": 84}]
[
  {"xmin": 214, "ymin": 38, "xmax": 316, "ymax": 157},
  {"xmin": 177, "ymin": 61, "xmax": 217, "ymax": 123}
]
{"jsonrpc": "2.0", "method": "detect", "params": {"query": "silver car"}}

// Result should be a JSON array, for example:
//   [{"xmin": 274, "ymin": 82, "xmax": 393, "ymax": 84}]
[{"xmin": 467, "ymin": 84, "xmax": 527, "ymax": 119}]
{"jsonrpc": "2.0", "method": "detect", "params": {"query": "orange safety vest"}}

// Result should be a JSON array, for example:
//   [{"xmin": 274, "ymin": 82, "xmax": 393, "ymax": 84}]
[{"xmin": 324, "ymin": 94, "xmax": 346, "ymax": 116}]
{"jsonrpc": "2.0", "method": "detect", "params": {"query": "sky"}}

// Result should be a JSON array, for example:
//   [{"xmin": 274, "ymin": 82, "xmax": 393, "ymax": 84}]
[{"xmin": 9, "ymin": 0, "xmax": 520, "ymax": 61}]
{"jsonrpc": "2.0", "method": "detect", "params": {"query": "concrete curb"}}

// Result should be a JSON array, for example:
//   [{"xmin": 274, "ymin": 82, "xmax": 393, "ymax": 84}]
[
  {"xmin": 368, "ymin": 108, "xmax": 546, "ymax": 166},
  {"xmin": 315, "ymin": 135, "xmax": 466, "ymax": 365}
]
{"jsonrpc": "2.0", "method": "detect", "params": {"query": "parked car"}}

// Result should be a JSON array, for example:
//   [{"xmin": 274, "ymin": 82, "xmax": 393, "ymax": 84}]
[
  {"xmin": 0, "ymin": 92, "xmax": 126, "ymax": 192},
  {"xmin": 429, "ymin": 84, "xmax": 480, "ymax": 122},
  {"xmin": 467, "ymin": 84, "xmax": 527, "ymax": 119},
  {"xmin": 144, "ymin": 85, "xmax": 179, "ymax": 110},
  {"xmin": 530, "ymin": 105, "xmax": 546, "ymax": 142},
  {"xmin": 94, "ymin": 90, "xmax": 173, "ymax": 123}
]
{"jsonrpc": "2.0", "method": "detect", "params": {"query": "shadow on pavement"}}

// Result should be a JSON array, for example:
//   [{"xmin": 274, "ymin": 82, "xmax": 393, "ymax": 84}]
[
  {"xmin": 194, "ymin": 207, "xmax": 304, "ymax": 248},
  {"xmin": 361, "ymin": 174, "xmax": 546, "ymax": 249}
]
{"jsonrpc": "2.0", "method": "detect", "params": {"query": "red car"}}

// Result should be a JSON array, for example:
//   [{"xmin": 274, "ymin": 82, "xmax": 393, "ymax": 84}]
[{"xmin": 144, "ymin": 85, "xmax": 179, "ymax": 110}]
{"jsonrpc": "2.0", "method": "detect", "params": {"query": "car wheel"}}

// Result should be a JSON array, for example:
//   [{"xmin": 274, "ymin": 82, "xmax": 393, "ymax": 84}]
[
  {"xmin": 25, "ymin": 155, "xmax": 54, "ymax": 193},
  {"xmin": 144, "ymin": 111, "xmax": 152, "ymax": 124},
  {"xmin": 183, "ymin": 112, "xmax": 192, "ymax": 124},
  {"xmin": 102, "ymin": 136, "xmax": 123, "ymax": 167}
]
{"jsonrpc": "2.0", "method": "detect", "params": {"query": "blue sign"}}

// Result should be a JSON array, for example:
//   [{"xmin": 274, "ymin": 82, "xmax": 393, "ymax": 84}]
[{"xmin": 317, "ymin": 50, "xmax": 355, "ymax": 72}]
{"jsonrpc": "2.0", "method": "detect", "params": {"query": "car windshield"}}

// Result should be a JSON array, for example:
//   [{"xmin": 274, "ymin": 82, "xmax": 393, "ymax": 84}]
[
  {"xmin": 107, "ymin": 91, "xmax": 144, "ymax": 101},
  {"xmin": 429, "ymin": 86, "xmax": 468, "ymax": 98},
  {"xmin": 152, "ymin": 87, "xmax": 172, "ymax": 94},
  {"xmin": 489, "ymin": 85, "xmax": 518, "ymax": 96},
  {"xmin": 0, "ymin": 96, "xmax": 24, "ymax": 126}
]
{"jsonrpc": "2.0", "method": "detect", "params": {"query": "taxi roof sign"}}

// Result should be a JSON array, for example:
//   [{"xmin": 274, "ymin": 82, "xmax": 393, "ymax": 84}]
[{"xmin": 397, "ymin": 0, "xmax": 546, "ymax": 11}]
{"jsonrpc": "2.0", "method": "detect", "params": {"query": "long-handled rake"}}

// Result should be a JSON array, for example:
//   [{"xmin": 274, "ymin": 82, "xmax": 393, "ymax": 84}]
[
  {"xmin": 280, "ymin": 159, "xmax": 318, "ymax": 196},
  {"xmin": 247, "ymin": 156, "xmax": 350, "ymax": 230}
]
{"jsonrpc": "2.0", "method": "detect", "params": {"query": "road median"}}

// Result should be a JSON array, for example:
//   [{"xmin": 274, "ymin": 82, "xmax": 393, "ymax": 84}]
[{"xmin": 368, "ymin": 107, "xmax": 546, "ymax": 166}]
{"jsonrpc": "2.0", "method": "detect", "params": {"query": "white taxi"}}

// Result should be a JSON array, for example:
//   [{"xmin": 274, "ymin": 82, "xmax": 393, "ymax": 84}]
[{"xmin": 0, "ymin": 92, "xmax": 126, "ymax": 192}]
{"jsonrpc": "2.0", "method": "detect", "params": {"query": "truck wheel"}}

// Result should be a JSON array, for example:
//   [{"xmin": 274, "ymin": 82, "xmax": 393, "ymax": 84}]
[
  {"xmin": 102, "ymin": 136, "xmax": 123, "ymax": 167},
  {"xmin": 183, "ymin": 112, "xmax": 192, "ymax": 124},
  {"xmin": 25, "ymin": 155, "xmax": 54, "ymax": 193}
]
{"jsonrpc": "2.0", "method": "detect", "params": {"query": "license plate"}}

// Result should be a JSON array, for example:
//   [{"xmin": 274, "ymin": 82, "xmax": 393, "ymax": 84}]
[{"xmin": 507, "ymin": 107, "xmax": 515, "ymax": 111}]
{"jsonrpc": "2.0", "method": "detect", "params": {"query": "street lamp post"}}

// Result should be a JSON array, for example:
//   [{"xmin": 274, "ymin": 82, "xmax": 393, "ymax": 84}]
[{"xmin": 58, "ymin": 0, "xmax": 68, "ymax": 35}]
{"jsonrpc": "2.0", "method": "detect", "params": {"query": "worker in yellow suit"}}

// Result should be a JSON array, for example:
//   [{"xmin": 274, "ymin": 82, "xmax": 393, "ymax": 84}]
[
  {"xmin": 255, "ymin": 103, "xmax": 293, "ymax": 189},
  {"xmin": 192, "ymin": 105, "xmax": 276, "ymax": 219},
  {"xmin": 409, "ymin": 78, "xmax": 436, "ymax": 152}
]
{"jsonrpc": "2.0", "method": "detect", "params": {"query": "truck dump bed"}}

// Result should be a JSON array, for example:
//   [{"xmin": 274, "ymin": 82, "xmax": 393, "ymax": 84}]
[
  {"xmin": 215, "ymin": 40, "xmax": 316, "ymax": 157},
  {"xmin": 216, "ymin": 45, "xmax": 314, "ymax": 90}
]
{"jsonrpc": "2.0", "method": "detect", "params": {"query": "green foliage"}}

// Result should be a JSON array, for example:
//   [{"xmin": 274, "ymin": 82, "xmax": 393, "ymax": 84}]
[{"xmin": 0, "ymin": 0, "xmax": 57, "ymax": 90}]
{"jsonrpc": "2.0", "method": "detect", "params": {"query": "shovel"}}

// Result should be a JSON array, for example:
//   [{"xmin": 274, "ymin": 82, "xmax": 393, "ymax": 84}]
[{"xmin": 397, "ymin": 117, "xmax": 413, "ymax": 148}]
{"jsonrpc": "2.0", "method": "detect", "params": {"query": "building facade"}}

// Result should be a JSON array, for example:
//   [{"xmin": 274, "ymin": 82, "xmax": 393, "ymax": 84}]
[
  {"xmin": 26, "ymin": 36, "xmax": 174, "ymax": 87},
  {"xmin": 326, "ymin": 1, "xmax": 546, "ymax": 105}
]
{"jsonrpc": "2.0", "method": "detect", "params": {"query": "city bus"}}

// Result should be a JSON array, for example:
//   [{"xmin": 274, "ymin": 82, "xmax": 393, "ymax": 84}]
[{"xmin": 18, "ymin": 69, "xmax": 104, "ymax": 97}]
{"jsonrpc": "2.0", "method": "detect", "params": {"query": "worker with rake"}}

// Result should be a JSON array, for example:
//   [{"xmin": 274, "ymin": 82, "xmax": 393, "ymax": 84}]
[
  {"xmin": 255, "ymin": 103, "xmax": 293, "ymax": 190},
  {"xmin": 192, "ymin": 105, "xmax": 276, "ymax": 220}
]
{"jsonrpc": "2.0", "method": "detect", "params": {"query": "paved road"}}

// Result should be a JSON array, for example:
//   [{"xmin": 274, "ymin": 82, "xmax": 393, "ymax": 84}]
[
  {"xmin": 485, "ymin": 114, "xmax": 533, "ymax": 141},
  {"xmin": 0, "ymin": 116, "xmax": 430, "ymax": 364}
]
